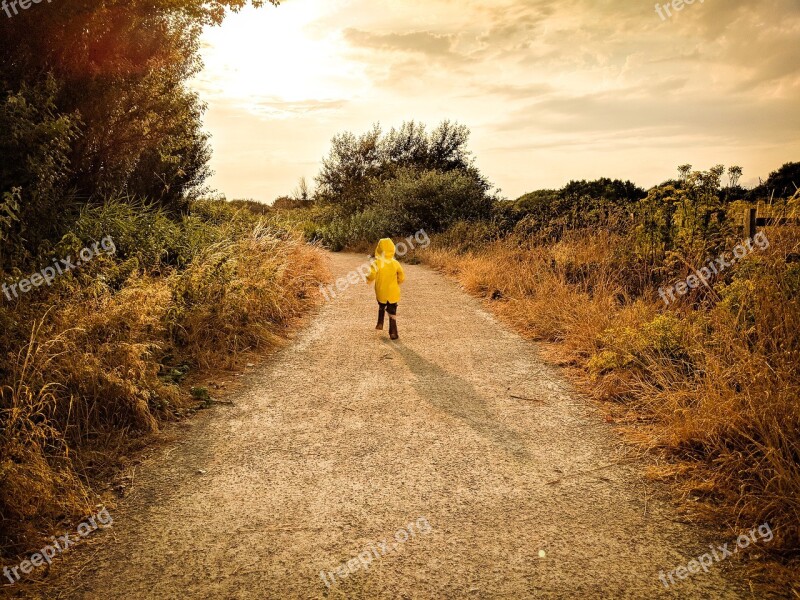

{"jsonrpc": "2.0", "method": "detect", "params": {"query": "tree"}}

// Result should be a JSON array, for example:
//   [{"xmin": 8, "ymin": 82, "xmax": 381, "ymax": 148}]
[
  {"xmin": 0, "ymin": 77, "xmax": 79, "ymax": 261},
  {"xmin": 373, "ymin": 168, "xmax": 494, "ymax": 233},
  {"xmin": 383, "ymin": 121, "xmax": 430, "ymax": 169},
  {"xmin": 314, "ymin": 120, "xmax": 488, "ymax": 211},
  {"xmin": 427, "ymin": 121, "xmax": 474, "ymax": 173},
  {"xmin": 292, "ymin": 177, "xmax": 312, "ymax": 203},
  {"xmin": 0, "ymin": 0, "xmax": 279, "ymax": 259},
  {"xmin": 751, "ymin": 162, "xmax": 800, "ymax": 200},
  {"xmin": 728, "ymin": 166, "xmax": 743, "ymax": 188},
  {"xmin": 315, "ymin": 124, "xmax": 384, "ymax": 207}
]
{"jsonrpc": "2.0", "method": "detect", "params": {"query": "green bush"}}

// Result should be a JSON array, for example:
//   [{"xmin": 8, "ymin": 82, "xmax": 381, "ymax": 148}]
[
  {"xmin": 433, "ymin": 220, "xmax": 502, "ymax": 254},
  {"xmin": 297, "ymin": 168, "xmax": 496, "ymax": 250},
  {"xmin": 588, "ymin": 314, "xmax": 695, "ymax": 376},
  {"xmin": 373, "ymin": 168, "xmax": 494, "ymax": 232}
]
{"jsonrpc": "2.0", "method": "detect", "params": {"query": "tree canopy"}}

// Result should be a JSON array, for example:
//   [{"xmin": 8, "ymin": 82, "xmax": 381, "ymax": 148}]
[
  {"xmin": 752, "ymin": 161, "xmax": 800, "ymax": 200},
  {"xmin": 0, "ymin": 0, "xmax": 277, "ymax": 264},
  {"xmin": 315, "ymin": 120, "xmax": 490, "ymax": 210}
]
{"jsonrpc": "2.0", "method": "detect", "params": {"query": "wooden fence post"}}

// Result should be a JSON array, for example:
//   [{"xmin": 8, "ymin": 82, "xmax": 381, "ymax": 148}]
[{"xmin": 745, "ymin": 206, "xmax": 757, "ymax": 238}]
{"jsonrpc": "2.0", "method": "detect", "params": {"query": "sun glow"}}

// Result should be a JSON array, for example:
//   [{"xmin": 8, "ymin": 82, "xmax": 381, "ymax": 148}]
[{"xmin": 195, "ymin": 1, "xmax": 367, "ymax": 117}]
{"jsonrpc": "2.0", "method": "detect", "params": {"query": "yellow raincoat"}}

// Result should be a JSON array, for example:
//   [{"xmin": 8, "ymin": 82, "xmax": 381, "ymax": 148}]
[{"xmin": 367, "ymin": 238, "xmax": 405, "ymax": 303}]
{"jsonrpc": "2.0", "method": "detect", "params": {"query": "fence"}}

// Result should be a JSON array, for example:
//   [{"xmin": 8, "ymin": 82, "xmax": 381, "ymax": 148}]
[{"xmin": 743, "ymin": 203, "xmax": 800, "ymax": 237}]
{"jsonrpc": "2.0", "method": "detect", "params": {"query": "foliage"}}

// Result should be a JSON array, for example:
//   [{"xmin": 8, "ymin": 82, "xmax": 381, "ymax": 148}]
[
  {"xmin": 0, "ymin": 198, "xmax": 326, "ymax": 556},
  {"xmin": 415, "ymin": 171, "xmax": 800, "ymax": 593},
  {"xmin": 499, "ymin": 178, "xmax": 646, "ymax": 242},
  {"xmin": 372, "ymin": 168, "xmax": 494, "ymax": 232},
  {"xmin": 0, "ymin": 78, "xmax": 79, "ymax": 263},
  {"xmin": 749, "ymin": 161, "xmax": 800, "ymax": 201},
  {"xmin": 280, "ymin": 121, "xmax": 496, "ymax": 249},
  {"xmin": 587, "ymin": 314, "xmax": 694, "ymax": 375},
  {"xmin": 0, "ymin": 0, "xmax": 279, "ymax": 263},
  {"xmin": 315, "ymin": 120, "xmax": 491, "ymax": 213}
]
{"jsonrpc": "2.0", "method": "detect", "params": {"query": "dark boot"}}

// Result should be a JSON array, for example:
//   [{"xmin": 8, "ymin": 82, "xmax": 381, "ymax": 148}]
[
  {"xmin": 388, "ymin": 304, "xmax": 399, "ymax": 339},
  {"xmin": 376, "ymin": 303, "xmax": 386, "ymax": 330}
]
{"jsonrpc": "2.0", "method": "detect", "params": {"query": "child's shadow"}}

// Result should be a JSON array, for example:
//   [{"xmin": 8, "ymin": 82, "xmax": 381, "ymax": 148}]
[{"xmin": 383, "ymin": 339, "xmax": 530, "ymax": 461}]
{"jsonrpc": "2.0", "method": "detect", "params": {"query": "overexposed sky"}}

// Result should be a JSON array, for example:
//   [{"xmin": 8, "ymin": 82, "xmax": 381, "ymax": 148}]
[{"xmin": 191, "ymin": 0, "xmax": 800, "ymax": 202}]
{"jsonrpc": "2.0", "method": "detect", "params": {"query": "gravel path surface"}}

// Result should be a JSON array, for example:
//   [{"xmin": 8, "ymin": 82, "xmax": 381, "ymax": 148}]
[{"xmin": 29, "ymin": 252, "xmax": 749, "ymax": 599}]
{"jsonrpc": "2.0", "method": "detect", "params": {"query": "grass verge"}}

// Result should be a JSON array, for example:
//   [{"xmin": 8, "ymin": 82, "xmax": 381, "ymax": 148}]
[
  {"xmin": 416, "ymin": 224, "xmax": 800, "ymax": 595},
  {"xmin": 0, "ymin": 199, "xmax": 329, "ymax": 561}
]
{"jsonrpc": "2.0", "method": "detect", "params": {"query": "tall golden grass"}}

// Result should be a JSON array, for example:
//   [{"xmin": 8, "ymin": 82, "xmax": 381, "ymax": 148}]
[
  {"xmin": 0, "ymin": 207, "xmax": 328, "ymax": 557},
  {"xmin": 419, "ymin": 225, "xmax": 800, "ymax": 593}
]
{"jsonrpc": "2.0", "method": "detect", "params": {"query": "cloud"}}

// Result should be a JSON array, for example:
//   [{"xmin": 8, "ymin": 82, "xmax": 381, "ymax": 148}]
[
  {"xmin": 195, "ymin": 0, "xmax": 800, "ymax": 201},
  {"xmin": 251, "ymin": 98, "xmax": 348, "ymax": 117},
  {"xmin": 343, "ymin": 28, "xmax": 457, "ymax": 58},
  {"xmin": 499, "ymin": 87, "xmax": 800, "ymax": 145},
  {"xmin": 478, "ymin": 83, "xmax": 555, "ymax": 99}
]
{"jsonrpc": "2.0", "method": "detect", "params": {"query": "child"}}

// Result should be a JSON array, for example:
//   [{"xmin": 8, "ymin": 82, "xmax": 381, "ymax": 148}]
[{"xmin": 366, "ymin": 238, "xmax": 405, "ymax": 340}]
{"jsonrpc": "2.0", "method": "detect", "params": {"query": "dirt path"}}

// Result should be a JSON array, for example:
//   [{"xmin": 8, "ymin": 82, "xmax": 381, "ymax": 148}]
[{"xmin": 32, "ymin": 253, "xmax": 749, "ymax": 599}]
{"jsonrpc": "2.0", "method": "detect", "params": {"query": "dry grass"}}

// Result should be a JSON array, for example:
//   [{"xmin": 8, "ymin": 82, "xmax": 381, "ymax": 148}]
[
  {"xmin": 0, "ymin": 217, "xmax": 328, "ymax": 557},
  {"xmin": 169, "ymin": 225, "xmax": 327, "ymax": 369},
  {"xmin": 418, "ymin": 226, "xmax": 800, "ymax": 594}
]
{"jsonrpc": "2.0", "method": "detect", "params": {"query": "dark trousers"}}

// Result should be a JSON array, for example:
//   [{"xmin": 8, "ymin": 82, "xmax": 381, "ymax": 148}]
[{"xmin": 376, "ymin": 301, "xmax": 398, "ymax": 336}]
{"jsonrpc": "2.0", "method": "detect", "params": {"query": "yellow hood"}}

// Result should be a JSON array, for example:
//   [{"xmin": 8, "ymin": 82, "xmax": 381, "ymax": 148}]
[
  {"xmin": 375, "ymin": 238, "xmax": 396, "ymax": 259},
  {"xmin": 367, "ymin": 238, "xmax": 405, "ymax": 303}
]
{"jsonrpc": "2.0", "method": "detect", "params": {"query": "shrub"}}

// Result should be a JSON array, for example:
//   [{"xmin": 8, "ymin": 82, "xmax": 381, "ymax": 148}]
[{"xmin": 373, "ymin": 168, "xmax": 494, "ymax": 233}]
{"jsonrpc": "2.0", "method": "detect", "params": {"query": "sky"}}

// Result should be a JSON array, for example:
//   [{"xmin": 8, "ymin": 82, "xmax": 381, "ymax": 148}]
[{"xmin": 191, "ymin": 0, "xmax": 800, "ymax": 203}]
